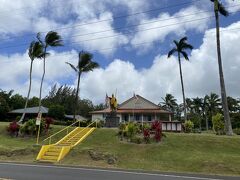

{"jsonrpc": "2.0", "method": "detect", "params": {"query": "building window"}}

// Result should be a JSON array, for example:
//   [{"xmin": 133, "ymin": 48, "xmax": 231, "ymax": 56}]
[
  {"xmin": 135, "ymin": 114, "xmax": 140, "ymax": 121},
  {"xmin": 123, "ymin": 114, "xmax": 129, "ymax": 122}
]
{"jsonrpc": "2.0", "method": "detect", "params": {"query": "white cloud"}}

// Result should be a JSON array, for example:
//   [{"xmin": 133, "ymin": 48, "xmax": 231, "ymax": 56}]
[
  {"xmin": 131, "ymin": 6, "xmax": 211, "ymax": 51},
  {"xmin": 1, "ymin": 21, "xmax": 240, "ymax": 104},
  {"xmin": 71, "ymin": 12, "xmax": 128, "ymax": 55}
]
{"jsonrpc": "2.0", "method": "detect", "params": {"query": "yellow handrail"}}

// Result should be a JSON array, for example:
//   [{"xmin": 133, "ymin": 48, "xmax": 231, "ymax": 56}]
[
  {"xmin": 42, "ymin": 120, "xmax": 80, "ymax": 145},
  {"xmin": 66, "ymin": 121, "xmax": 96, "ymax": 146}
]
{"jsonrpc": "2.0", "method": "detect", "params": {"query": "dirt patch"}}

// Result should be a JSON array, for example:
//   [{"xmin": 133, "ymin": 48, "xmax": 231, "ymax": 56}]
[{"xmin": 88, "ymin": 150, "xmax": 117, "ymax": 165}]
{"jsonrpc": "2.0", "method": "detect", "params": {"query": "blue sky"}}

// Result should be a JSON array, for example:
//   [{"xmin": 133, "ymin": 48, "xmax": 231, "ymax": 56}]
[{"xmin": 0, "ymin": 0, "xmax": 240, "ymax": 104}]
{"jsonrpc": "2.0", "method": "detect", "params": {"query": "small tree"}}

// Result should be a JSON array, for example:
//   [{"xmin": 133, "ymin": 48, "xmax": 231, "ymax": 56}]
[
  {"xmin": 184, "ymin": 120, "xmax": 194, "ymax": 133},
  {"xmin": 212, "ymin": 113, "xmax": 225, "ymax": 135},
  {"xmin": 48, "ymin": 105, "xmax": 65, "ymax": 120}
]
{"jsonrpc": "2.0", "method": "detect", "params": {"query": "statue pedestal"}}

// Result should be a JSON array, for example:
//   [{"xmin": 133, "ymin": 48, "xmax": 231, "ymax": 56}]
[{"xmin": 105, "ymin": 111, "xmax": 120, "ymax": 127}]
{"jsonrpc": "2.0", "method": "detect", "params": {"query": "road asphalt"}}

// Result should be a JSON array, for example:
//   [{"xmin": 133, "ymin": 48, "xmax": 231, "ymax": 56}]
[{"xmin": 0, "ymin": 162, "xmax": 239, "ymax": 180}]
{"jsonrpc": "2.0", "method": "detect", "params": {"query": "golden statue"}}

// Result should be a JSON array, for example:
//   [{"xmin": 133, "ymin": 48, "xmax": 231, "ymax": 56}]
[{"xmin": 109, "ymin": 94, "xmax": 117, "ymax": 111}]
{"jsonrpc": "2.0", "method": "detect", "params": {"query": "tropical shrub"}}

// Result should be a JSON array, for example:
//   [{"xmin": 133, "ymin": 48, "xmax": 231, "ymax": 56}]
[
  {"xmin": 212, "ymin": 113, "xmax": 225, "ymax": 135},
  {"xmin": 7, "ymin": 121, "xmax": 20, "ymax": 137},
  {"xmin": 183, "ymin": 120, "xmax": 194, "ymax": 133},
  {"xmin": 20, "ymin": 119, "xmax": 45, "ymax": 136},
  {"xmin": 118, "ymin": 123, "xmax": 127, "ymax": 140},
  {"xmin": 126, "ymin": 122, "xmax": 138, "ymax": 141}
]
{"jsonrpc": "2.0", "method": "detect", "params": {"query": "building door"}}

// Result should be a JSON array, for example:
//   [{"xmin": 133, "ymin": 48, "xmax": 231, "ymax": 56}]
[{"xmin": 147, "ymin": 115, "xmax": 152, "ymax": 122}]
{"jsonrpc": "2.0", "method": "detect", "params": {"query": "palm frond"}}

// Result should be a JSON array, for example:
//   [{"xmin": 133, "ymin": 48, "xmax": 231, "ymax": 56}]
[
  {"xmin": 181, "ymin": 43, "xmax": 193, "ymax": 50},
  {"xmin": 82, "ymin": 61, "xmax": 99, "ymax": 72},
  {"xmin": 36, "ymin": 32, "xmax": 44, "ymax": 45},
  {"xmin": 66, "ymin": 62, "xmax": 78, "ymax": 72},
  {"xmin": 28, "ymin": 41, "xmax": 44, "ymax": 60},
  {"xmin": 78, "ymin": 51, "xmax": 93, "ymax": 69},
  {"xmin": 167, "ymin": 48, "xmax": 177, "ymax": 58},
  {"xmin": 179, "ymin": 36, "xmax": 188, "ymax": 45},
  {"xmin": 45, "ymin": 31, "xmax": 63, "ymax": 47},
  {"xmin": 218, "ymin": 2, "xmax": 229, "ymax": 16},
  {"xmin": 173, "ymin": 40, "xmax": 179, "ymax": 49},
  {"xmin": 180, "ymin": 51, "xmax": 189, "ymax": 61}
]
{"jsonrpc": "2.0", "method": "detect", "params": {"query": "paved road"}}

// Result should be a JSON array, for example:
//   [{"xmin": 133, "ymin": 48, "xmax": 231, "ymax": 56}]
[{"xmin": 0, "ymin": 163, "xmax": 239, "ymax": 180}]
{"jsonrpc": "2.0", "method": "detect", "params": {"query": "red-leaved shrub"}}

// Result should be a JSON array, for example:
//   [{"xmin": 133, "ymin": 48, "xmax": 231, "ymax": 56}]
[
  {"xmin": 7, "ymin": 121, "xmax": 20, "ymax": 137},
  {"xmin": 143, "ymin": 128, "xmax": 150, "ymax": 143},
  {"xmin": 151, "ymin": 120, "xmax": 162, "ymax": 142}
]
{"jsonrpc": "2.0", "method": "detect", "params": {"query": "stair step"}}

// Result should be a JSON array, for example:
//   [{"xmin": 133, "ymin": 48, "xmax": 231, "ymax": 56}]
[
  {"xmin": 45, "ymin": 151, "xmax": 60, "ymax": 156},
  {"xmin": 48, "ymin": 149, "xmax": 62, "ymax": 153},
  {"xmin": 42, "ymin": 155, "xmax": 58, "ymax": 160}
]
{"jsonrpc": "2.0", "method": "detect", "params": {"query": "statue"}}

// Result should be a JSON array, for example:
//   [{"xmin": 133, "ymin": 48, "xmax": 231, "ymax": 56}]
[
  {"xmin": 105, "ymin": 93, "xmax": 119, "ymax": 127},
  {"xmin": 109, "ymin": 94, "xmax": 117, "ymax": 111}
]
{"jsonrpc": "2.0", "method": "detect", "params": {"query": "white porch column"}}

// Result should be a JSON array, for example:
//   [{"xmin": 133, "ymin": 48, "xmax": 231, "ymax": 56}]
[
  {"xmin": 169, "ymin": 114, "xmax": 172, "ymax": 122},
  {"xmin": 141, "ymin": 114, "xmax": 144, "ymax": 129},
  {"xmin": 129, "ymin": 114, "xmax": 131, "ymax": 122}
]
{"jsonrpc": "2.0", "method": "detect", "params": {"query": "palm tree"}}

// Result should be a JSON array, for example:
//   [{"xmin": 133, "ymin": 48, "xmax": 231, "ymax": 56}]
[
  {"xmin": 36, "ymin": 31, "xmax": 63, "ymax": 115},
  {"xmin": 19, "ymin": 41, "xmax": 44, "ymax": 123},
  {"xmin": 210, "ymin": 0, "xmax": 233, "ymax": 135},
  {"xmin": 206, "ymin": 93, "xmax": 221, "ymax": 127},
  {"xmin": 160, "ymin": 93, "xmax": 177, "ymax": 112},
  {"xmin": 168, "ymin": 37, "xmax": 193, "ymax": 121},
  {"xmin": 66, "ymin": 51, "xmax": 99, "ymax": 121}
]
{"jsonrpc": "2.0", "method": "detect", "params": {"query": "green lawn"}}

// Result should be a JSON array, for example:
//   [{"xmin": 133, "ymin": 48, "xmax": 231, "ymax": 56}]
[{"xmin": 0, "ymin": 122, "xmax": 240, "ymax": 176}]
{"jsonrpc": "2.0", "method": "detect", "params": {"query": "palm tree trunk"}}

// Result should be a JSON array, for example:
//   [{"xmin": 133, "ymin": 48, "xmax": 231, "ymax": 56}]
[
  {"xmin": 38, "ymin": 46, "xmax": 47, "ymax": 114},
  {"xmin": 73, "ymin": 72, "xmax": 81, "ymax": 121},
  {"xmin": 214, "ymin": 0, "xmax": 233, "ymax": 135},
  {"xmin": 19, "ymin": 60, "xmax": 33, "ymax": 123},
  {"xmin": 205, "ymin": 112, "xmax": 209, "ymax": 130},
  {"xmin": 178, "ymin": 52, "xmax": 187, "ymax": 122}
]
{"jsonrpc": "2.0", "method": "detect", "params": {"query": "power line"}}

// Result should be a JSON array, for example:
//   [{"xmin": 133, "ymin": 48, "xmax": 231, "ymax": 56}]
[
  {"xmin": 0, "ymin": 2, "xmax": 239, "ymax": 49},
  {"xmin": 0, "ymin": 26, "xmax": 239, "ymax": 64},
  {"xmin": 0, "ymin": 3, "xmax": 238, "ymax": 50},
  {"xmin": 0, "ymin": 14, "xmax": 222, "ymax": 50},
  {"xmin": 0, "ymin": 0, "xmax": 202, "ymax": 42}
]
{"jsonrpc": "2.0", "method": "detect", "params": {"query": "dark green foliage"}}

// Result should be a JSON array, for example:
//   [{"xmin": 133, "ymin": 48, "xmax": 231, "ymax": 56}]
[
  {"xmin": 230, "ymin": 113, "xmax": 240, "ymax": 129},
  {"xmin": 233, "ymin": 128, "xmax": 240, "ymax": 135},
  {"xmin": 9, "ymin": 94, "xmax": 25, "ymax": 110},
  {"xmin": 212, "ymin": 113, "xmax": 225, "ymax": 135},
  {"xmin": 48, "ymin": 105, "xmax": 65, "ymax": 120},
  {"xmin": 0, "ymin": 96, "xmax": 10, "ymax": 120},
  {"xmin": 28, "ymin": 96, "xmax": 40, "ymax": 107}
]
